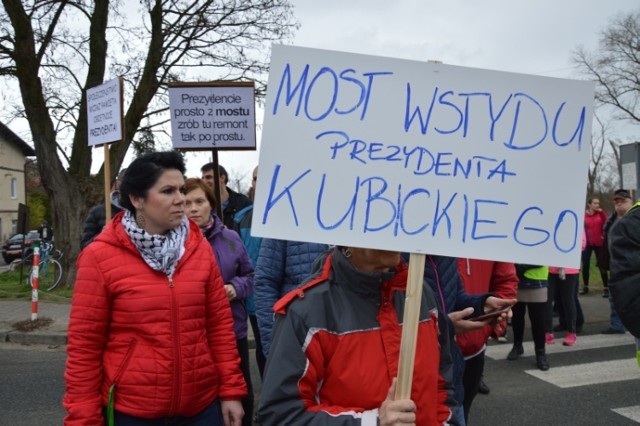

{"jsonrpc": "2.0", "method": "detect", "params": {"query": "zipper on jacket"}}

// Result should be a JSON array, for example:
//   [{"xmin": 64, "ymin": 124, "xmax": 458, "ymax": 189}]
[{"xmin": 169, "ymin": 276, "xmax": 181, "ymax": 416}]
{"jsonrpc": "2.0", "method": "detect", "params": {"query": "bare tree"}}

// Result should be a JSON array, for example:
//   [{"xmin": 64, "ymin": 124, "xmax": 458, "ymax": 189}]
[
  {"xmin": 228, "ymin": 167, "xmax": 250, "ymax": 196},
  {"xmin": 587, "ymin": 114, "xmax": 609, "ymax": 196},
  {"xmin": 573, "ymin": 9, "xmax": 640, "ymax": 124},
  {"xmin": 0, "ymin": 0, "xmax": 297, "ymax": 284},
  {"xmin": 610, "ymin": 137, "xmax": 622, "ymax": 185},
  {"xmin": 573, "ymin": 8, "xmax": 640, "ymax": 200}
]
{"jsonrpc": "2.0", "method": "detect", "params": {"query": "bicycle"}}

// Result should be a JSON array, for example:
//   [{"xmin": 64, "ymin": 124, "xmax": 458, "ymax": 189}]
[{"xmin": 28, "ymin": 241, "xmax": 63, "ymax": 291}]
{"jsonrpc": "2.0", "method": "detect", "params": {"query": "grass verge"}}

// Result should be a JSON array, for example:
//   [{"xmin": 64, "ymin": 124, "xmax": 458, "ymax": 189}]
[{"xmin": 0, "ymin": 268, "xmax": 72, "ymax": 302}]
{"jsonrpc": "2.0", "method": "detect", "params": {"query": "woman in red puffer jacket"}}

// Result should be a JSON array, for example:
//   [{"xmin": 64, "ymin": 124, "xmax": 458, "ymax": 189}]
[{"xmin": 64, "ymin": 152, "xmax": 246, "ymax": 426}]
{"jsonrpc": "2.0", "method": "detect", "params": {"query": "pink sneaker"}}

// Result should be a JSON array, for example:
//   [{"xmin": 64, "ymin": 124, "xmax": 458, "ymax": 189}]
[
  {"xmin": 563, "ymin": 333, "xmax": 577, "ymax": 346},
  {"xmin": 545, "ymin": 332, "xmax": 555, "ymax": 345}
]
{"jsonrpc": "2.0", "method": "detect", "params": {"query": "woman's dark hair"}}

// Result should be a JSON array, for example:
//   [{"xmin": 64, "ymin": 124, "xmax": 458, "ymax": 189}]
[
  {"xmin": 119, "ymin": 151, "xmax": 186, "ymax": 212},
  {"xmin": 184, "ymin": 178, "xmax": 218, "ymax": 209}
]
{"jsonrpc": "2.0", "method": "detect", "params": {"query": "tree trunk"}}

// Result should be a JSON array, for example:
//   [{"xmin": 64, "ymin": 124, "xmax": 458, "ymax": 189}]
[
  {"xmin": 48, "ymin": 184, "xmax": 85, "ymax": 287},
  {"xmin": 1, "ymin": 0, "xmax": 298, "ymax": 290}
]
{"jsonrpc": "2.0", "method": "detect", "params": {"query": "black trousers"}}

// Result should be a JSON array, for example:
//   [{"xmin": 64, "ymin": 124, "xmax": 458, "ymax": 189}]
[
  {"xmin": 512, "ymin": 301, "xmax": 546, "ymax": 352},
  {"xmin": 236, "ymin": 337, "xmax": 254, "ymax": 426},
  {"xmin": 545, "ymin": 273, "xmax": 578, "ymax": 333},
  {"xmin": 581, "ymin": 245, "xmax": 608, "ymax": 288},
  {"xmin": 249, "ymin": 314, "xmax": 266, "ymax": 378},
  {"xmin": 462, "ymin": 351, "xmax": 485, "ymax": 424}
]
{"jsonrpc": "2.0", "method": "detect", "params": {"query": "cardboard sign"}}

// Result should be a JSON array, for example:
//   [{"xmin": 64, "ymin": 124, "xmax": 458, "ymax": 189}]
[
  {"xmin": 252, "ymin": 45, "xmax": 595, "ymax": 268},
  {"xmin": 87, "ymin": 77, "xmax": 123, "ymax": 146},
  {"xmin": 169, "ymin": 82, "xmax": 256, "ymax": 150}
]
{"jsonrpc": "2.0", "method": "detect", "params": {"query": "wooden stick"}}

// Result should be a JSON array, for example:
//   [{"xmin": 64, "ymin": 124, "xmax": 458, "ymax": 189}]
[
  {"xmin": 104, "ymin": 145, "xmax": 112, "ymax": 220},
  {"xmin": 211, "ymin": 150, "xmax": 223, "ymax": 220},
  {"xmin": 395, "ymin": 252, "xmax": 426, "ymax": 400}
]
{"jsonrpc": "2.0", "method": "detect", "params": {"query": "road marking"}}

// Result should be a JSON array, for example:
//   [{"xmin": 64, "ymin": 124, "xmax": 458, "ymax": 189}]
[
  {"xmin": 612, "ymin": 406, "xmax": 640, "ymax": 423},
  {"xmin": 485, "ymin": 333, "xmax": 634, "ymax": 360},
  {"xmin": 524, "ymin": 358, "xmax": 640, "ymax": 388}
]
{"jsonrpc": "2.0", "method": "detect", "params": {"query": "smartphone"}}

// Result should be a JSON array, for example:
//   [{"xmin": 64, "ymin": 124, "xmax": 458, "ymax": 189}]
[{"xmin": 470, "ymin": 306, "xmax": 511, "ymax": 322}]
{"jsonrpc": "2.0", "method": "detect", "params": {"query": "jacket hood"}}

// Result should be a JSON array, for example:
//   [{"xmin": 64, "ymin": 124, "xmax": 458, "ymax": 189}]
[
  {"xmin": 233, "ymin": 205, "xmax": 253, "ymax": 224},
  {"xmin": 111, "ymin": 190, "xmax": 123, "ymax": 210},
  {"xmin": 331, "ymin": 248, "xmax": 403, "ymax": 298},
  {"xmin": 274, "ymin": 247, "xmax": 409, "ymax": 314},
  {"xmin": 203, "ymin": 214, "xmax": 224, "ymax": 241}
]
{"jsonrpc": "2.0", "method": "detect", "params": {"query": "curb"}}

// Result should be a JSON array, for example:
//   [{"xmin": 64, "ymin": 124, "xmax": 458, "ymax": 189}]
[
  {"xmin": 0, "ymin": 328, "xmax": 254, "ymax": 349},
  {"xmin": 0, "ymin": 328, "xmax": 67, "ymax": 346}
]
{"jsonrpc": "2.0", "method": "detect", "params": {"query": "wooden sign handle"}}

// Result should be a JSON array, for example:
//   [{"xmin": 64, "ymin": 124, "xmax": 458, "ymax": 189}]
[
  {"xmin": 395, "ymin": 252, "xmax": 426, "ymax": 400},
  {"xmin": 104, "ymin": 145, "xmax": 112, "ymax": 220}
]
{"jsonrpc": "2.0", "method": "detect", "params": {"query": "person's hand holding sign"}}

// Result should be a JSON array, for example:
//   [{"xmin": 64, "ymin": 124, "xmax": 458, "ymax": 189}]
[{"xmin": 379, "ymin": 378, "xmax": 416, "ymax": 426}]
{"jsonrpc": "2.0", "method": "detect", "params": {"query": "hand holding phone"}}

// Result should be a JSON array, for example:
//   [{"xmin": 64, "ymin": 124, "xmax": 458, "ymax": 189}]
[{"xmin": 470, "ymin": 306, "xmax": 511, "ymax": 322}]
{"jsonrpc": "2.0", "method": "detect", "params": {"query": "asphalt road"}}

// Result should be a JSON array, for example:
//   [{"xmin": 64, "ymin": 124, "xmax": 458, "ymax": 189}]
[
  {"xmin": 471, "ymin": 336, "xmax": 639, "ymax": 425},
  {"xmin": 0, "ymin": 343, "xmax": 263, "ymax": 426},
  {"xmin": 0, "ymin": 342, "xmax": 66, "ymax": 425},
  {"xmin": 1, "ymin": 333, "xmax": 638, "ymax": 425}
]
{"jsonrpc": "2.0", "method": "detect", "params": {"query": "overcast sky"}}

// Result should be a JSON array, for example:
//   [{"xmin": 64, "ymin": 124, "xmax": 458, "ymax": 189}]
[
  {"xmin": 196, "ymin": 0, "xmax": 640, "ymax": 184},
  {"xmin": 291, "ymin": 0, "xmax": 635, "ymax": 77}
]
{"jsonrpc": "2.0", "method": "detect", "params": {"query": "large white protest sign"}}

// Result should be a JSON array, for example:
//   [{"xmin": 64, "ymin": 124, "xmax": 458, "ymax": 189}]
[
  {"xmin": 169, "ymin": 82, "xmax": 256, "ymax": 150},
  {"xmin": 252, "ymin": 45, "xmax": 595, "ymax": 268},
  {"xmin": 87, "ymin": 77, "xmax": 123, "ymax": 146}
]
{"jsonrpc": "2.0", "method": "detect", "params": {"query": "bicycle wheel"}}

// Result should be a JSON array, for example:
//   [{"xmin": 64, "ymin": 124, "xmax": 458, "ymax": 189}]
[
  {"xmin": 22, "ymin": 252, "xmax": 34, "ymax": 265},
  {"xmin": 29, "ymin": 259, "xmax": 63, "ymax": 291}
]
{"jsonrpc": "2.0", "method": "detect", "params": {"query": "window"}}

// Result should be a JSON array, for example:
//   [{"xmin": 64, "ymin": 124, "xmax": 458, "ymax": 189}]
[
  {"xmin": 11, "ymin": 219, "xmax": 17, "ymax": 235},
  {"xmin": 10, "ymin": 177, "xmax": 17, "ymax": 199}
]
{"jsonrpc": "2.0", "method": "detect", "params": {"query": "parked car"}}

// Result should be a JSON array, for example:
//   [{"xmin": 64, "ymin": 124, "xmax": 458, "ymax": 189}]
[{"xmin": 1, "ymin": 231, "xmax": 41, "ymax": 263}]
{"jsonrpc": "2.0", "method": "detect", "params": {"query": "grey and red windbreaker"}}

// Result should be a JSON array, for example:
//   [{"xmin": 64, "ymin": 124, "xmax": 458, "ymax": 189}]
[{"xmin": 258, "ymin": 248, "xmax": 460, "ymax": 425}]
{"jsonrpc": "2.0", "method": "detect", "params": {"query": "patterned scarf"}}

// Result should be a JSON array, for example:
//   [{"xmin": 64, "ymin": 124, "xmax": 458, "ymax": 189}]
[
  {"xmin": 122, "ymin": 210, "xmax": 188, "ymax": 279},
  {"xmin": 200, "ymin": 216, "xmax": 215, "ymax": 234}
]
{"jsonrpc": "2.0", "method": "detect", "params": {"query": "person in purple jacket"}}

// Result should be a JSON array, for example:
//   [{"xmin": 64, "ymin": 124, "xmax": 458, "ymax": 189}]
[{"xmin": 184, "ymin": 178, "xmax": 254, "ymax": 426}]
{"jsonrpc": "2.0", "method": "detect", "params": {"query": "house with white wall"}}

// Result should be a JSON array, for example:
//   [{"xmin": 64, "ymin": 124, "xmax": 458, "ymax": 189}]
[{"xmin": 0, "ymin": 122, "xmax": 35, "ymax": 241}]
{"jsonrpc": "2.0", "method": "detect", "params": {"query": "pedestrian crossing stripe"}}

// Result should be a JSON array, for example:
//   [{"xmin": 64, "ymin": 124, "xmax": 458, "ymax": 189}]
[
  {"xmin": 525, "ymin": 358, "xmax": 640, "ymax": 388},
  {"xmin": 485, "ymin": 333, "xmax": 635, "ymax": 360},
  {"xmin": 612, "ymin": 406, "xmax": 640, "ymax": 423}
]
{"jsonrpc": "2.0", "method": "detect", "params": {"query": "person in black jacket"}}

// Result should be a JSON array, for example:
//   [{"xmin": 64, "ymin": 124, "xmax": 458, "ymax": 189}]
[
  {"xmin": 609, "ymin": 198, "xmax": 640, "ymax": 338},
  {"xmin": 80, "ymin": 169, "xmax": 126, "ymax": 249},
  {"xmin": 601, "ymin": 189, "xmax": 634, "ymax": 334},
  {"xmin": 38, "ymin": 220, "xmax": 53, "ymax": 242},
  {"xmin": 201, "ymin": 163, "xmax": 251, "ymax": 230}
]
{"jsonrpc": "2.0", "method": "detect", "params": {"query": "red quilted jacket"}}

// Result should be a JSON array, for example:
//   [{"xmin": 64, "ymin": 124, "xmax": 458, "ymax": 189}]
[
  {"xmin": 455, "ymin": 259, "xmax": 518, "ymax": 357},
  {"xmin": 64, "ymin": 213, "xmax": 247, "ymax": 424}
]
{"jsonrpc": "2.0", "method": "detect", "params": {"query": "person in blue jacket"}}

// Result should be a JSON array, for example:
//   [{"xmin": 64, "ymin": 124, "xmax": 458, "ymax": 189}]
[
  {"xmin": 404, "ymin": 253, "xmax": 515, "ymax": 425},
  {"xmin": 233, "ymin": 166, "xmax": 266, "ymax": 376},
  {"xmin": 254, "ymin": 239, "xmax": 329, "ymax": 358}
]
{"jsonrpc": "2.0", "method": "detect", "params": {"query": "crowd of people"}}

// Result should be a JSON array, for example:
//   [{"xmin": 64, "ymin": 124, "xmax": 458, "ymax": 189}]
[{"xmin": 62, "ymin": 150, "xmax": 639, "ymax": 425}]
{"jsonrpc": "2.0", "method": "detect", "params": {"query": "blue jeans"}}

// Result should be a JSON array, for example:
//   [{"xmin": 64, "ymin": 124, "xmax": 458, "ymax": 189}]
[
  {"xmin": 105, "ymin": 399, "xmax": 223, "ymax": 426},
  {"xmin": 609, "ymin": 297, "xmax": 626, "ymax": 332},
  {"xmin": 452, "ymin": 404, "xmax": 466, "ymax": 426}
]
